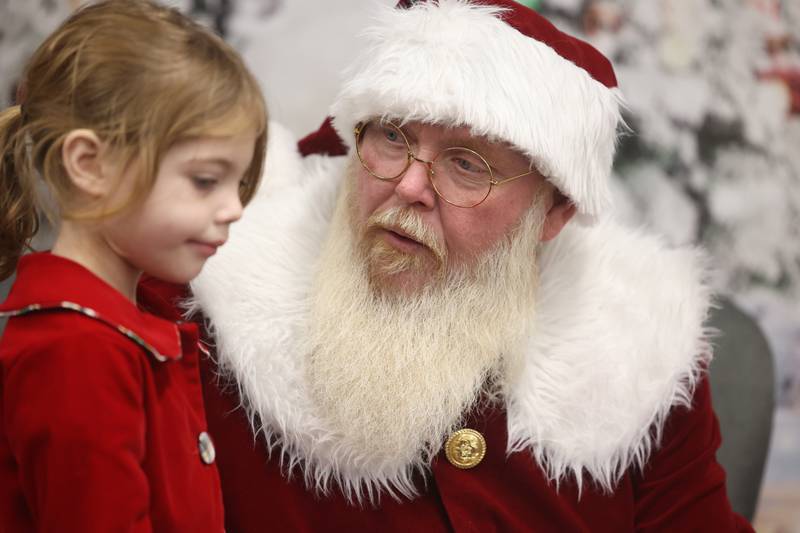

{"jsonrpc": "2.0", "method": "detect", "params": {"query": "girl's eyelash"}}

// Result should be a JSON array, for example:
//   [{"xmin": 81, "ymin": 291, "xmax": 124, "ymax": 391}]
[{"xmin": 192, "ymin": 176, "xmax": 218, "ymax": 188}]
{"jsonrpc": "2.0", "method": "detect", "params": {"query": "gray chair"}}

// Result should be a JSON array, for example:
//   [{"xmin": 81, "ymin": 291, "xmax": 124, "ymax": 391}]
[{"xmin": 707, "ymin": 296, "xmax": 776, "ymax": 522}]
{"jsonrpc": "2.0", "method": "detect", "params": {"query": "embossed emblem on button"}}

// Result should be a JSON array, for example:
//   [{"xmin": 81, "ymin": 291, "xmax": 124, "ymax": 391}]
[
  {"xmin": 198, "ymin": 431, "xmax": 216, "ymax": 465},
  {"xmin": 445, "ymin": 428, "xmax": 486, "ymax": 469}
]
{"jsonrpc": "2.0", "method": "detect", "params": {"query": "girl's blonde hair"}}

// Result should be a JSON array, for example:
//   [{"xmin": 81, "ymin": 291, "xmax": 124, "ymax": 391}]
[{"xmin": 0, "ymin": 0, "xmax": 268, "ymax": 280}]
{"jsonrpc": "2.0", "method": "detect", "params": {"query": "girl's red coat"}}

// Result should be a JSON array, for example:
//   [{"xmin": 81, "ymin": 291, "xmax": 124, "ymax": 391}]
[{"xmin": 0, "ymin": 253, "xmax": 224, "ymax": 532}]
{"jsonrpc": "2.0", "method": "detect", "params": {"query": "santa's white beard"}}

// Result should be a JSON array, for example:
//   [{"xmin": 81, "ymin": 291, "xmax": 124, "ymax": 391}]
[{"xmin": 306, "ymin": 176, "xmax": 547, "ymax": 476}]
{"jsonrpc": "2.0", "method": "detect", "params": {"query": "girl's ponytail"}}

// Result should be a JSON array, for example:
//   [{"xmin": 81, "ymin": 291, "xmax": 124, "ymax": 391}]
[{"xmin": 0, "ymin": 105, "xmax": 38, "ymax": 281}]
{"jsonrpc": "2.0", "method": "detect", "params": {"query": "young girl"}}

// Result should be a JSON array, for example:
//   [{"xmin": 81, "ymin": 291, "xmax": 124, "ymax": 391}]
[{"xmin": 0, "ymin": 1, "xmax": 267, "ymax": 531}]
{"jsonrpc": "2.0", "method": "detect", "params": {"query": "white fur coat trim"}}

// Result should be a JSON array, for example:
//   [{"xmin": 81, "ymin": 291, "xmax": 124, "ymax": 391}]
[
  {"xmin": 190, "ymin": 122, "xmax": 711, "ymax": 500},
  {"xmin": 330, "ymin": 0, "xmax": 624, "ymax": 223}
]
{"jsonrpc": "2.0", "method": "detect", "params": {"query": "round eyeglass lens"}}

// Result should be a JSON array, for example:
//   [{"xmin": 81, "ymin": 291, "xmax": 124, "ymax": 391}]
[
  {"xmin": 356, "ymin": 120, "xmax": 410, "ymax": 180},
  {"xmin": 431, "ymin": 147, "xmax": 493, "ymax": 207}
]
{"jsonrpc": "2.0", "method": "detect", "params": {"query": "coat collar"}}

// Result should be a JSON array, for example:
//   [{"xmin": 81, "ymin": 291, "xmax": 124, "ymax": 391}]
[
  {"xmin": 189, "ymin": 122, "xmax": 713, "ymax": 500},
  {"xmin": 1, "ymin": 253, "xmax": 183, "ymax": 362}
]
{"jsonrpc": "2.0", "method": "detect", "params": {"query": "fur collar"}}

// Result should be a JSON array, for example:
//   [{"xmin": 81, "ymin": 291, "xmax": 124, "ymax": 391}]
[{"xmin": 189, "ymin": 122, "xmax": 712, "ymax": 501}]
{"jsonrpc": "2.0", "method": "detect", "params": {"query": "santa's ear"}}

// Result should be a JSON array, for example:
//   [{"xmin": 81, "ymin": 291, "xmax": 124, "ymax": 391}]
[
  {"xmin": 541, "ymin": 189, "xmax": 576, "ymax": 242},
  {"xmin": 61, "ymin": 129, "xmax": 115, "ymax": 198}
]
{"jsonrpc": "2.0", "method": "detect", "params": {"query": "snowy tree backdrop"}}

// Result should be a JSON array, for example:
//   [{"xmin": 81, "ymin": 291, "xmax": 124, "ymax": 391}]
[{"xmin": 1, "ymin": 0, "xmax": 798, "ymax": 530}]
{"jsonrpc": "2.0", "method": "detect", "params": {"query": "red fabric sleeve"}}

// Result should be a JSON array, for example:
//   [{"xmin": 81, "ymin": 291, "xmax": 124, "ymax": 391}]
[
  {"xmin": 633, "ymin": 376, "xmax": 754, "ymax": 532},
  {"xmin": 4, "ymin": 325, "xmax": 152, "ymax": 532}
]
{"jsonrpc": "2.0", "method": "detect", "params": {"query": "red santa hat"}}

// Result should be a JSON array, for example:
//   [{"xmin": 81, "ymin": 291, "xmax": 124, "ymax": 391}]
[{"xmin": 329, "ymin": 0, "xmax": 625, "ymax": 223}]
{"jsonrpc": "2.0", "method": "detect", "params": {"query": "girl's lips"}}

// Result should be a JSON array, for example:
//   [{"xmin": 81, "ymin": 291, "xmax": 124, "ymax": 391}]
[{"xmin": 188, "ymin": 240, "xmax": 224, "ymax": 257}]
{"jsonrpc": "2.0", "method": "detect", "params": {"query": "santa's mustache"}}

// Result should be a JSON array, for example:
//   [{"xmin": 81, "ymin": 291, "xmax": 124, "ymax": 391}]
[{"xmin": 365, "ymin": 207, "xmax": 447, "ymax": 263}]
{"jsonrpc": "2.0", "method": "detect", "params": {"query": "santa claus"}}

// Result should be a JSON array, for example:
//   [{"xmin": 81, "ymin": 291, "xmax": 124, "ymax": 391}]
[{"xmin": 143, "ymin": 0, "xmax": 753, "ymax": 530}]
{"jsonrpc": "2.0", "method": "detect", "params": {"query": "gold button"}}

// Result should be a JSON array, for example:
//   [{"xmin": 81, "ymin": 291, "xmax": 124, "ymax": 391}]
[
  {"xmin": 445, "ymin": 428, "xmax": 486, "ymax": 469},
  {"xmin": 198, "ymin": 431, "xmax": 216, "ymax": 465}
]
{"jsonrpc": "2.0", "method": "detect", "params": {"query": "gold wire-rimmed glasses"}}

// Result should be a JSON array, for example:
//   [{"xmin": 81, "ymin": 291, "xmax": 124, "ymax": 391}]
[{"xmin": 354, "ymin": 119, "xmax": 537, "ymax": 208}]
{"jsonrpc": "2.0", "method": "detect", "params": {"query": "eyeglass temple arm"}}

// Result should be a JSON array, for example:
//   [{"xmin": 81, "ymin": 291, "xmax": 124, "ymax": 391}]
[{"xmin": 490, "ymin": 168, "xmax": 538, "ymax": 187}]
